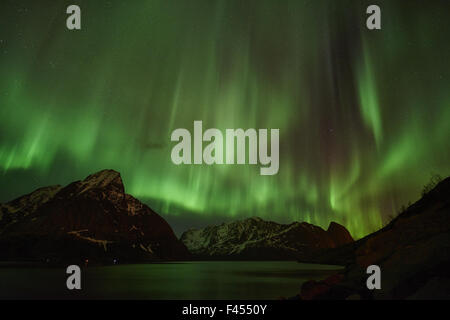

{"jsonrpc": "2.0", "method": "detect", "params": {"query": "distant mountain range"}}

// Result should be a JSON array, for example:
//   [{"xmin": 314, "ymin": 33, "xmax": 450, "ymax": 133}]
[
  {"xmin": 0, "ymin": 170, "xmax": 190, "ymax": 263},
  {"xmin": 181, "ymin": 217, "xmax": 353, "ymax": 260},
  {"xmin": 0, "ymin": 169, "xmax": 355, "ymax": 264}
]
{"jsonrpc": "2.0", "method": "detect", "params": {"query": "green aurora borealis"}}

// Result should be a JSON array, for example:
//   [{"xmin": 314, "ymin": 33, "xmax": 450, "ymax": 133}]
[{"xmin": 1, "ymin": 0, "xmax": 449, "ymax": 238}]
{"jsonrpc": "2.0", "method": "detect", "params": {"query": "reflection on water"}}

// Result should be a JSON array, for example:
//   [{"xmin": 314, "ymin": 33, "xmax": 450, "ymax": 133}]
[{"xmin": 0, "ymin": 261, "xmax": 343, "ymax": 299}]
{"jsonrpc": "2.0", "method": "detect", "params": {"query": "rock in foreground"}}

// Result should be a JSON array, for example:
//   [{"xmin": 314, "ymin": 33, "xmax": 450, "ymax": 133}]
[{"xmin": 298, "ymin": 177, "xmax": 450, "ymax": 300}]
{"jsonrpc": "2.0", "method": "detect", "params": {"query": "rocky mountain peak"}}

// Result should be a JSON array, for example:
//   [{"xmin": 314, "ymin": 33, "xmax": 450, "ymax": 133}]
[
  {"xmin": 0, "ymin": 169, "xmax": 190, "ymax": 262},
  {"xmin": 80, "ymin": 169, "xmax": 124, "ymax": 194},
  {"xmin": 327, "ymin": 221, "xmax": 354, "ymax": 247}
]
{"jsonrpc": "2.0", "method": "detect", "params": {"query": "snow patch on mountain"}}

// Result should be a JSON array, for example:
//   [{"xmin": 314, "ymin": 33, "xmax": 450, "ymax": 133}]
[{"xmin": 67, "ymin": 229, "xmax": 113, "ymax": 251}]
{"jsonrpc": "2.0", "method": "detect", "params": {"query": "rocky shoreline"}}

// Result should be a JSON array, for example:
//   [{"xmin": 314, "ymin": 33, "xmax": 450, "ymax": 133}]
[{"xmin": 294, "ymin": 177, "xmax": 450, "ymax": 299}]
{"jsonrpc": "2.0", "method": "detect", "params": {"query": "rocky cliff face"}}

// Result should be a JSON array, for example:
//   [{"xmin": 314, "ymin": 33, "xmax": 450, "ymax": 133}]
[
  {"xmin": 0, "ymin": 170, "xmax": 190, "ymax": 263},
  {"xmin": 180, "ymin": 217, "xmax": 353, "ymax": 260},
  {"xmin": 298, "ymin": 176, "xmax": 450, "ymax": 300}
]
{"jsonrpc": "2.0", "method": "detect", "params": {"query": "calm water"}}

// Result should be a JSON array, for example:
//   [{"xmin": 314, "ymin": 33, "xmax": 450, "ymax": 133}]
[{"xmin": 0, "ymin": 261, "xmax": 342, "ymax": 299}]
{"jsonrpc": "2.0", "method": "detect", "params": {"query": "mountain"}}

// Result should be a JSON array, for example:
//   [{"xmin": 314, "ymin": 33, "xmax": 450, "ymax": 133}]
[
  {"xmin": 180, "ymin": 217, "xmax": 353, "ymax": 260},
  {"xmin": 298, "ymin": 176, "xmax": 450, "ymax": 300},
  {"xmin": 0, "ymin": 170, "xmax": 190, "ymax": 264}
]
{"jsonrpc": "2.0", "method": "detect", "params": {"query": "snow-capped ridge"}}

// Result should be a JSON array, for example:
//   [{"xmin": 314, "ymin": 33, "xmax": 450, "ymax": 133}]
[
  {"xmin": 0, "ymin": 185, "xmax": 62, "ymax": 229},
  {"xmin": 180, "ymin": 217, "xmax": 353, "ymax": 259},
  {"xmin": 77, "ymin": 169, "xmax": 124, "ymax": 194}
]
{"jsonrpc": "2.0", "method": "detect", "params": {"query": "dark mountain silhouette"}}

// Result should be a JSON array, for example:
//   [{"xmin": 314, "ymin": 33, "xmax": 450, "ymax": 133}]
[
  {"xmin": 180, "ymin": 217, "xmax": 353, "ymax": 260},
  {"xmin": 0, "ymin": 170, "xmax": 190, "ymax": 264},
  {"xmin": 298, "ymin": 176, "xmax": 450, "ymax": 300}
]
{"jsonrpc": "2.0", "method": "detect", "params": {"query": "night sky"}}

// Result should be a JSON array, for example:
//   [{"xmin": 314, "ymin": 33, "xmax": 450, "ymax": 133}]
[{"xmin": 1, "ymin": 0, "xmax": 449, "ymax": 238}]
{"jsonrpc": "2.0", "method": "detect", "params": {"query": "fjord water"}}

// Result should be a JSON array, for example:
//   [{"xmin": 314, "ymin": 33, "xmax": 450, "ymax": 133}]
[{"xmin": 0, "ymin": 261, "xmax": 342, "ymax": 299}]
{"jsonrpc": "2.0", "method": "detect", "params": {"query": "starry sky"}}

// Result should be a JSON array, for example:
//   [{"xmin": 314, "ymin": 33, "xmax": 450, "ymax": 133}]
[{"xmin": 1, "ymin": 0, "xmax": 449, "ymax": 238}]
